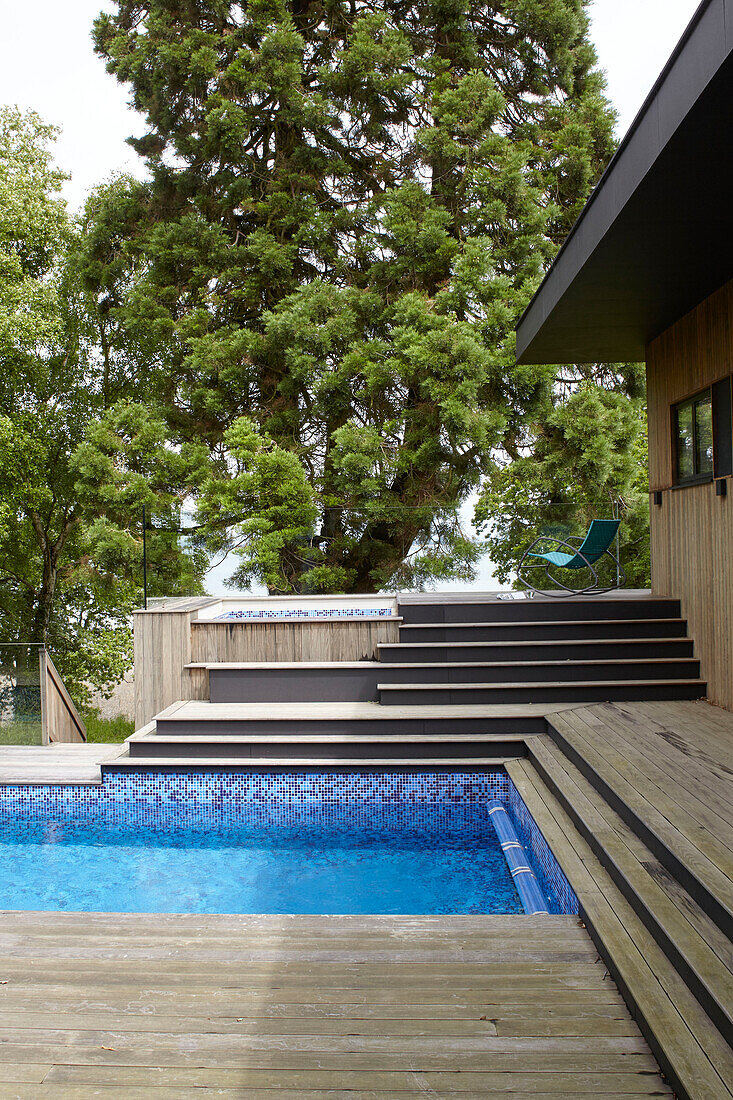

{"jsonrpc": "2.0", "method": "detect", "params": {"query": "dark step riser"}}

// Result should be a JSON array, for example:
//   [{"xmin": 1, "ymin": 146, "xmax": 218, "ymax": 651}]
[
  {"xmin": 398, "ymin": 599, "xmax": 681, "ymax": 624},
  {"xmin": 378, "ymin": 661, "xmax": 700, "ymax": 683},
  {"xmin": 529, "ymin": 748, "xmax": 733, "ymax": 1045},
  {"xmin": 545, "ymin": 720, "xmax": 732, "ymax": 943},
  {"xmin": 129, "ymin": 742, "xmax": 525, "ymax": 761},
  {"xmin": 210, "ymin": 662, "xmax": 700, "ymax": 703},
  {"xmin": 401, "ymin": 621, "xmax": 688, "ymax": 642},
  {"xmin": 156, "ymin": 716, "xmax": 548, "ymax": 737},
  {"xmin": 105, "ymin": 762, "xmax": 511, "ymax": 776},
  {"xmin": 380, "ymin": 683, "xmax": 706, "ymax": 706},
  {"xmin": 380, "ymin": 640, "xmax": 695, "ymax": 663}
]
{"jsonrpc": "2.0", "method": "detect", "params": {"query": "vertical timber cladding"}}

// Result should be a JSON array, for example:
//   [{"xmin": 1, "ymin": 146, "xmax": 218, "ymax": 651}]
[
  {"xmin": 646, "ymin": 278, "xmax": 733, "ymax": 710},
  {"xmin": 133, "ymin": 605, "xmax": 198, "ymax": 729},
  {"xmin": 189, "ymin": 619, "xmax": 399, "ymax": 665}
]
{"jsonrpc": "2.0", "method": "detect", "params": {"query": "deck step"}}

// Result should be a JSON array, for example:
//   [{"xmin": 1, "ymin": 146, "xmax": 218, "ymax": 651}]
[
  {"xmin": 155, "ymin": 701, "xmax": 554, "ymax": 737},
  {"xmin": 397, "ymin": 595, "xmax": 681, "ymax": 624},
  {"xmin": 378, "ymin": 679, "xmax": 707, "ymax": 706},
  {"xmin": 505, "ymin": 757, "xmax": 733, "ymax": 1100},
  {"xmin": 378, "ymin": 637, "xmax": 695, "ymax": 662},
  {"xmin": 128, "ymin": 732, "xmax": 526, "ymax": 761},
  {"xmin": 546, "ymin": 707, "xmax": 733, "ymax": 942},
  {"xmin": 525, "ymin": 735, "xmax": 733, "ymax": 1045},
  {"xmin": 206, "ymin": 658, "xmax": 701, "ymax": 704},
  {"xmin": 399, "ymin": 617, "xmax": 689, "ymax": 642}
]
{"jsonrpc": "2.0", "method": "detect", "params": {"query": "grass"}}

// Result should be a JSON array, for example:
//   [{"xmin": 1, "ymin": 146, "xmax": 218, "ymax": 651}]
[
  {"xmin": 2, "ymin": 712, "xmax": 133, "ymax": 745},
  {"xmin": 0, "ymin": 721, "xmax": 43, "ymax": 745},
  {"xmin": 81, "ymin": 709, "xmax": 135, "ymax": 743}
]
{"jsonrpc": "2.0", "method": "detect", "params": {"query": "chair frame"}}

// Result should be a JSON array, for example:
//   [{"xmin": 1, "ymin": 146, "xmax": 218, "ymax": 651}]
[{"xmin": 517, "ymin": 530, "xmax": 626, "ymax": 599}]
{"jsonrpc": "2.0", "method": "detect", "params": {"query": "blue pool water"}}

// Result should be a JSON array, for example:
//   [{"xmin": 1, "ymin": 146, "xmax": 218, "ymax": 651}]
[{"xmin": 0, "ymin": 806, "xmax": 526, "ymax": 914}]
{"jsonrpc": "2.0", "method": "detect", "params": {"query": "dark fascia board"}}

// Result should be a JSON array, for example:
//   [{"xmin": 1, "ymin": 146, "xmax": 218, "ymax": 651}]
[{"xmin": 516, "ymin": 0, "xmax": 733, "ymax": 364}]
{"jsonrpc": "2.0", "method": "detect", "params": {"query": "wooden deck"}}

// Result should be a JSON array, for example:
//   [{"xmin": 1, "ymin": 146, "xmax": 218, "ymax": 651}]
[
  {"xmin": 0, "ymin": 743, "xmax": 126, "ymax": 786},
  {"xmin": 510, "ymin": 699, "xmax": 733, "ymax": 1100},
  {"xmin": 0, "ymin": 913, "xmax": 671, "ymax": 1098},
  {"xmin": 2, "ymin": 697, "xmax": 733, "ymax": 1096}
]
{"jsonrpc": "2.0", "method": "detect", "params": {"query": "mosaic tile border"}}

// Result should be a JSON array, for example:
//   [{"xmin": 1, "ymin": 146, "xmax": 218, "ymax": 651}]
[
  {"xmin": 0, "ymin": 769, "xmax": 578, "ymax": 914},
  {"xmin": 215, "ymin": 608, "xmax": 395, "ymax": 620},
  {"xmin": 507, "ymin": 784, "xmax": 579, "ymax": 915}
]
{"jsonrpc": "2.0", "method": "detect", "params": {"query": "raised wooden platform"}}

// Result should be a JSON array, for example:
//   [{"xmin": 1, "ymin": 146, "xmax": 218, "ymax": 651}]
[
  {"xmin": 0, "ymin": 912, "xmax": 671, "ymax": 1098},
  {"xmin": 0, "ymin": 743, "xmax": 126, "ymax": 786},
  {"xmin": 2, "ymin": 699, "xmax": 732, "ymax": 1099},
  {"xmin": 511, "ymin": 699, "xmax": 733, "ymax": 1100}
]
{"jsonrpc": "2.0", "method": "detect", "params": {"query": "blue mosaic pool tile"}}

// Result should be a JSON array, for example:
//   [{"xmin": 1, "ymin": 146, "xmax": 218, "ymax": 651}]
[
  {"xmin": 0, "ymin": 769, "xmax": 577, "ymax": 914},
  {"xmin": 507, "ymin": 784, "xmax": 579, "ymax": 915}
]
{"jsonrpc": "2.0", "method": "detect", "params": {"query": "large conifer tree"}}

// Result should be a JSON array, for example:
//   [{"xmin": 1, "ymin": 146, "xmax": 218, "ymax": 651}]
[{"xmin": 91, "ymin": 0, "xmax": 615, "ymax": 592}]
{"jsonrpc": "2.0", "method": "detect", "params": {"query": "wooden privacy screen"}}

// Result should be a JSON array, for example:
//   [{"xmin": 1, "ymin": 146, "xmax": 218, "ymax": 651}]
[{"xmin": 39, "ymin": 650, "xmax": 87, "ymax": 744}]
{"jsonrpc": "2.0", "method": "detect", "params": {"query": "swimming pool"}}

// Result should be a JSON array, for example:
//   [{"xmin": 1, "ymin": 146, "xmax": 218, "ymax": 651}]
[{"xmin": 0, "ymin": 771, "xmax": 577, "ymax": 915}]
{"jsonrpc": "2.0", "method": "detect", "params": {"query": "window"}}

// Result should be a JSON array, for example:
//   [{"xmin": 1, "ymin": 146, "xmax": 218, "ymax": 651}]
[{"xmin": 674, "ymin": 389, "xmax": 713, "ymax": 483}]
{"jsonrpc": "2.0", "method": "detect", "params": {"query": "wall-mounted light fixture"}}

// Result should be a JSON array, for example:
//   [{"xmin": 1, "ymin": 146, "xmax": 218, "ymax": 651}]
[
  {"xmin": 716, "ymin": 478, "xmax": 727, "ymax": 497},
  {"xmin": 653, "ymin": 490, "xmax": 663, "ymax": 506}
]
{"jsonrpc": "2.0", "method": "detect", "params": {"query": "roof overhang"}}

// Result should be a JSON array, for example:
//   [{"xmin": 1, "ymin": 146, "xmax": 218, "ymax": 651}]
[{"xmin": 516, "ymin": 0, "xmax": 733, "ymax": 365}]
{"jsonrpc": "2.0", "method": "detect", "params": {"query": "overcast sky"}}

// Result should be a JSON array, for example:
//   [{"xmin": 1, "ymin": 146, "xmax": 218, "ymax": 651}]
[
  {"xmin": 0, "ymin": 0, "xmax": 703, "ymax": 210},
  {"xmin": 0, "ymin": 0, "xmax": 703, "ymax": 593}
]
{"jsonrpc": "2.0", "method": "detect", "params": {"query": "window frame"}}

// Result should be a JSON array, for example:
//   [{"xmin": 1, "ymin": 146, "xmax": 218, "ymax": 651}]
[{"xmin": 672, "ymin": 386, "xmax": 714, "ymax": 486}]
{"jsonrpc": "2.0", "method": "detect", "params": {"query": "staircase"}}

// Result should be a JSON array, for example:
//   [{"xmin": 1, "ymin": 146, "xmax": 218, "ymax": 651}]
[
  {"xmin": 118, "ymin": 593, "xmax": 706, "ymax": 771},
  {"xmin": 506, "ymin": 702, "xmax": 733, "ymax": 1100}
]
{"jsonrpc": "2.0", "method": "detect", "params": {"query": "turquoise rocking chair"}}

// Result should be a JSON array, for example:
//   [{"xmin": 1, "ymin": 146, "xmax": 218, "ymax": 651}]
[{"xmin": 518, "ymin": 518, "xmax": 625, "ymax": 597}]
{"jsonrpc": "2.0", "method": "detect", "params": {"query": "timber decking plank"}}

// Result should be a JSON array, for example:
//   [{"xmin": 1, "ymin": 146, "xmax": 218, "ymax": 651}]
[
  {"xmin": 28, "ymin": 1051, "xmax": 664, "ymax": 1078},
  {"xmin": 0, "ymin": 912, "xmax": 587, "ymax": 933},
  {"xmin": 0, "ymin": 1030, "xmax": 654, "ymax": 1058},
  {"xmin": 0, "ymin": 997, "xmax": 633, "ymax": 1017},
  {"xmin": 155, "ymin": 700, "xmax": 573, "ymax": 720},
  {"xmin": 585, "ymin": 703, "xmax": 733, "ymax": 823},
  {"xmin": 11, "ymin": 1087, "xmax": 674, "ymax": 1100},
  {"xmin": 0, "ymin": 983, "xmax": 630, "ymax": 1008},
  {"xmin": 0, "ymin": 1009, "xmax": 646, "ymax": 1038},
  {"xmin": 549, "ymin": 710, "xmax": 733, "ymax": 910},
  {"xmin": 526, "ymin": 737, "xmax": 733, "ymax": 1037},
  {"xmin": 506, "ymin": 759, "xmax": 733, "ymax": 1100},
  {"xmin": 109, "ymin": 756, "xmax": 519, "ymax": 769}
]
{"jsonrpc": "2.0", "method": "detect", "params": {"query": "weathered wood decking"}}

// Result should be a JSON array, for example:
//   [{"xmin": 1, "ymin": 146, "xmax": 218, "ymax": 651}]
[
  {"xmin": 2, "ymin": 697, "xmax": 733, "ymax": 1096},
  {"xmin": 0, "ymin": 913, "xmax": 670, "ymax": 1098},
  {"xmin": 0, "ymin": 743, "xmax": 126, "ymax": 786},
  {"xmin": 510, "ymin": 699, "xmax": 733, "ymax": 1100}
]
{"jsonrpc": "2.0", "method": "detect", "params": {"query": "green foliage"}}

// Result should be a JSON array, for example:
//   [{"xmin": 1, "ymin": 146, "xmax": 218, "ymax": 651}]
[
  {"xmin": 91, "ymin": 0, "xmax": 617, "ymax": 592},
  {"xmin": 475, "ymin": 375, "xmax": 651, "ymax": 589},
  {"xmin": 0, "ymin": 108, "xmax": 208, "ymax": 702},
  {"xmin": 0, "ymin": 721, "xmax": 43, "ymax": 746},
  {"xmin": 0, "ymin": 108, "xmax": 68, "ymax": 362},
  {"xmin": 198, "ymin": 417, "xmax": 319, "ymax": 592},
  {"xmin": 81, "ymin": 707, "xmax": 135, "ymax": 743}
]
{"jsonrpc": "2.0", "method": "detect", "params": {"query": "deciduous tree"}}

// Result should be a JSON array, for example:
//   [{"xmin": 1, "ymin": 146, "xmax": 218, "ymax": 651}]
[{"xmin": 0, "ymin": 108, "xmax": 206, "ymax": 699}]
